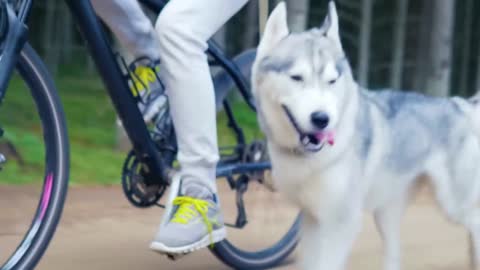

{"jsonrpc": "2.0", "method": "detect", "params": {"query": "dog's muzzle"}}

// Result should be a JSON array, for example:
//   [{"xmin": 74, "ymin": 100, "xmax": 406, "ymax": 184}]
[{"xmin": 281, "ymin": 105, "xmax": 334, "ymax": 153}]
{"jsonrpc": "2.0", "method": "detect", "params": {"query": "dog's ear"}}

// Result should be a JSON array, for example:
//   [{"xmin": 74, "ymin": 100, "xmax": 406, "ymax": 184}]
[
  {"xmin": 257, "ymin": 2, "xmax": 289, "ymax": 59},
  {"xmin": 320, "ymin": 1, "xmax": 341, "ymax": 44}
]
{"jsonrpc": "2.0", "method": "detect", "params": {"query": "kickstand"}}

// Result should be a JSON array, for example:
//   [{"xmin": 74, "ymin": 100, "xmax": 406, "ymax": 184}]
[
  {"xmin": 224, "ymin": 174, "xmax": 249, "ymax": 229},
  {"xmin": 234, "ymin": 174, "xmax": 248, "ymax": 228}
]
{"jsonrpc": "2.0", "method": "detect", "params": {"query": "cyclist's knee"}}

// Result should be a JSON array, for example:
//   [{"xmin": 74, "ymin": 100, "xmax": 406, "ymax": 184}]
[{"xmin": 155, "ymin": 8, "xmax": 206, "ymax": 53}]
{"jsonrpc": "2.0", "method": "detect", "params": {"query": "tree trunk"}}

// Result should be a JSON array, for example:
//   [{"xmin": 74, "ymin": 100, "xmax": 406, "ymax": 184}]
[
  {"xmin": 61, "ymin": 3, "xmax": 73, "ymax": 64},
  {"xmin": 259, "ymin": 0, "xmax": 270, "ymax": 37},
  {"xmin": 244, "ymin": 0, "xmax": 259, "ymax": 49},
  {"xmin": 459, "ymin": 0, "xmax": 473, "ymax": 96},
  {"xmin": 213, "ymin": 26, "xmax": 227, "ymax": 49},
  {"xmin": 44, "ymin": 0, "xmax": 58, "ymax": 75},
  {"xmin": 414, "ymin": 0, "xmax": 433, "ymax": 92},
  {"xmin": 424, "ymin": 0, "xmax": 455, "ymax": 97},
  {"xmin": 390, "ymin": 0, "xmax": 408, "ymax": 89},
  {"xmin": 476, "ymin": 48, "xmax": 480, "ymax": 92},
  {"xmin": 357, "ymin": 0, "xmax": 373, "ymax": 87},
  {"xmin": 286, "ymin": 0, "xmax": 310, "ymax": 32}
]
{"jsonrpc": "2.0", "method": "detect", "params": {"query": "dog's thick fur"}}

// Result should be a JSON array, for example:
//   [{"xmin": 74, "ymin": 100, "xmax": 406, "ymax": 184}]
[{"xmin": 251, "ymin": 2, "xmax": 480, "ymax": 270}]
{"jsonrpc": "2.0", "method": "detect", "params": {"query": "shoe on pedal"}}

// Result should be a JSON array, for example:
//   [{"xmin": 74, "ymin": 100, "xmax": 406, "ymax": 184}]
[
  {"xmin": 129, "ymin": 57, "xmax": 167, "ymax": 123},
  {"xmin": 150, "ymin": 180, "xmax": 226, "ymax": 254}
]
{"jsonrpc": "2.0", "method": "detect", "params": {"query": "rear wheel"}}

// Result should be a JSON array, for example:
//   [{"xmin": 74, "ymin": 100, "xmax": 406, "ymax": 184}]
[
  {"xmin": 210, "ymin": 163, "xmax": 301, "ymax": 269},
  {"xmin": 0, "ymin": 43, "xmax": 69, "ymax": 269}
]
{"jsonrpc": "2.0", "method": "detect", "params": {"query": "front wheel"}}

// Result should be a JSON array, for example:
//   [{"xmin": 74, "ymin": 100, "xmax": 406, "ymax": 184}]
[{"xmin": 0, "ymin": 43, "xmax": 69, "ymax": 269}]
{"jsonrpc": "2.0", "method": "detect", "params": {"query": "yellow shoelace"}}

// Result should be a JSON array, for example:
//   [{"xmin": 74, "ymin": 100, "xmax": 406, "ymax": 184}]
[
  {"xmin": 131, "ymin": 66, "xmax": 156, "ymax": 97},
  {"xmin": 171, "ymin": 196, "xmax": 215, "ymax": 247}
]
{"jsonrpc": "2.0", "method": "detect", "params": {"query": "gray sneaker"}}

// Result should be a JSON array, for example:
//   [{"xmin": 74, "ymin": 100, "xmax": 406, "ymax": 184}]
[
  {"xmin": 150, "ymin": 181, "xmax": 226, "ymax": 254},
  {"xmin": 129, "ymin": 58, "xmax": 167, "ymax": 123}
]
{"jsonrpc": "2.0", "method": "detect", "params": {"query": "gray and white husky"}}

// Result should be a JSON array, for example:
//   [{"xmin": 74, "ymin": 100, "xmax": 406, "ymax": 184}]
[{"xmin": 252, "ymin": 2, "xmax": 480, "ymax": 270}]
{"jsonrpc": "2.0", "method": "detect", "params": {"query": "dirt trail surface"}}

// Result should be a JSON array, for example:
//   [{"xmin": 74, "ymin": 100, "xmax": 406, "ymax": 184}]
[{"xmin": 2, "ymin": 184, "xmax": 471, "ymax": 270}]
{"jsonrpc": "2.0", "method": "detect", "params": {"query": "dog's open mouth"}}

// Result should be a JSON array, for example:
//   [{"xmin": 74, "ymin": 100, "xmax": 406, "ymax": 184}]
[
  {"xmin": 301, "ymin": 133, "xmax": 325, "ymax": 152},
  {"xmin": 281, "ymin": 105, "xmax": 335, "ymax": 153}
]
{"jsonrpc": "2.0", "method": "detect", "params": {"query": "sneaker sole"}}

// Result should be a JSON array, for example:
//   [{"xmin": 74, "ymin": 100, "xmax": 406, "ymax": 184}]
[{"xmin": 149, "ymin": 227, "xmax": 227, "ymax": 254}]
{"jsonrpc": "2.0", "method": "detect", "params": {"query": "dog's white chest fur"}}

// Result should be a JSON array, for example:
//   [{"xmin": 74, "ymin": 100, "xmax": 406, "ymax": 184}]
[{"xmin": 269, "ymin": 145, "xmax": 364, "ymax": 220}]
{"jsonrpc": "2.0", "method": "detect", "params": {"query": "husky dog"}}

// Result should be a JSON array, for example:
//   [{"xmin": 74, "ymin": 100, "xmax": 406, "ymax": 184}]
[{"xmin": 252, "ymin": 2, "xmax": 480, "ymax": 270}]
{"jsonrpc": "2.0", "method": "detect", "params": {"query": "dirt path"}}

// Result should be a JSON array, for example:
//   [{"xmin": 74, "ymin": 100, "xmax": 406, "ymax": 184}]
[{"xmin": 2, "ymin": 185, "xmax": 472, "ymax": 269}]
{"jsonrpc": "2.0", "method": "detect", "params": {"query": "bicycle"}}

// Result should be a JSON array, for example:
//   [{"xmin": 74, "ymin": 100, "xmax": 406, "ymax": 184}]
[{"xmin": 0, "ymin": 0, "xmax": 301, "ymax": 269}]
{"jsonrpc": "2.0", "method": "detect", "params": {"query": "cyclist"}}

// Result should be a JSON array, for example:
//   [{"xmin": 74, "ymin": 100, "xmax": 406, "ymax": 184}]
[{"xmin": 91, "ymin": 0, "xmax": 250, "ymax": 254}]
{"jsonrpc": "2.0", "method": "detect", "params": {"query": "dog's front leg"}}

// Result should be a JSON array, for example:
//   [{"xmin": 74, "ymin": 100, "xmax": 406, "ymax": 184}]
[
  {"xmin": 299, "ymin": 208, "xmax": 363, "ymax": 270},
  {"xmin": 374, "ymin": 198, "xmax": 407, "ymax": 270}
]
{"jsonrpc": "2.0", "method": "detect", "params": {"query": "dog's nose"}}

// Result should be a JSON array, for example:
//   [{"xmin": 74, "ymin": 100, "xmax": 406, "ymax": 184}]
[{"xmin": 310, "ymin": 111, "xmax": 330, "ymax": 129}]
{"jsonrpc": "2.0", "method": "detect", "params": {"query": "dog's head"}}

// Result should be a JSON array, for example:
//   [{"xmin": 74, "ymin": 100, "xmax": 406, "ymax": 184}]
[{"xmin": 252, "ymin": 1, "xmax": 354, "ymax": 153}]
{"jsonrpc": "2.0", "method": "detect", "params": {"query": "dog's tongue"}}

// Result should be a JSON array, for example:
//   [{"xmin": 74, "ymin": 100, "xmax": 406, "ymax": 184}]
[{"xmin": 315, "ymin": 131, "xmax": 335, "ymax": 145}]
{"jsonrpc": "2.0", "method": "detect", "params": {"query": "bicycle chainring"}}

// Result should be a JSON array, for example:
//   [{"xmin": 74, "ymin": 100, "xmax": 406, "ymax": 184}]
[{"xmin": 121, "ymin": 150, "xmax": 167, "ymax": 208}]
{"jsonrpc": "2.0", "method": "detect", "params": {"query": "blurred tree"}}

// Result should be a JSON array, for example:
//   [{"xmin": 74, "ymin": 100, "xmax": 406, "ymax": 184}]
[
  {"xmin": 213, "ymin": 25, "xmax": 227, "ymax": 49},
  {"xmin": 358, "ymin": 0, "xmax": 373, "ymax": 87},
  {"xmin": 43, "ymin": 0, "xmax": 58, "ymax": 75},
  {"xmin": 458, "ymin": 0, "xmax": 473, "ymax": 95},
  {"xmin": 413, "ymin": 0, "xmax": 433, "ymax": 92},
  {"xmin": 390, "ymin": 0, "xmax": 408, "ymax": 89},
  {"xmin": 27, "ymin": 1, "xmax": 480, "ymax": 103},
  {"xmin": 244, "ymin": 0, "xmax": 259, "ymax": 48},
  {"xmin": 286, "ymin": 0, "xmax": 310, "ymax": 33},
  {"xmin": 60, "ymin": 1, "xmax": 73, "ymax": 63},
  {"xmin": 424, "ymin": 0, "xmax": 455, "ymax": 97}
]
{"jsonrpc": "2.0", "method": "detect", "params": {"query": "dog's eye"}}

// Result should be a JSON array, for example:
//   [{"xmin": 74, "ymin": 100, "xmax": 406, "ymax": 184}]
[
  {"xmin": 328, "ymin": 78, "xmax": 337, "ymax": 85},
  {"xmin": 327, "ymin": 74, "xmax": 341, "ymax": 85},
  {"xmin": 289, "ymin": 75, "xmax": 304, "ymax": 82}
]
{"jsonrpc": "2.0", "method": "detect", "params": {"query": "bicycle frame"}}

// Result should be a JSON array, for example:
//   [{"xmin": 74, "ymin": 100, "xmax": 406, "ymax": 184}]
[{"xmin": 0, "ymin": 0, "xmax": 270, "ymax": 185}]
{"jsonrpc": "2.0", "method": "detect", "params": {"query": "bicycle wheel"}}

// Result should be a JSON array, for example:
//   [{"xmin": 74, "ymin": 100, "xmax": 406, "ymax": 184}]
[
  {"xmin": 210, "ymin": 166, "xmax": 301, "ymax": 269},
  {"xmin": 0, "ymin": 43, "xmax": 69, "ymax": 269}
]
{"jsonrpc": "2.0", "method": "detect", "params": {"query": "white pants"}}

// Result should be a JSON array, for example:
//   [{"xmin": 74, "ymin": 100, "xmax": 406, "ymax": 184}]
[
  {"xmin": 92, "ymin": 0, "xmax": 249, "ymax": 192},
  {"xmin": 91, "ymin": 0, "xmax": 161, "ymax": 60}
]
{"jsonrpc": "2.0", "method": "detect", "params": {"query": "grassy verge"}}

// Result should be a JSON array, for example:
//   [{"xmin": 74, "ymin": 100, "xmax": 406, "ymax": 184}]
[{"xmin": 0, "ymin": 74, "xmax": 261, "ymax": 185}]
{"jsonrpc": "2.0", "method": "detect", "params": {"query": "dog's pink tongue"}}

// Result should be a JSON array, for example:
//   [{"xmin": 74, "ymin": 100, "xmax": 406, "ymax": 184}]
[{"xmin": 315, "ymin": 131, "xmax": 335, "ymax": 145}]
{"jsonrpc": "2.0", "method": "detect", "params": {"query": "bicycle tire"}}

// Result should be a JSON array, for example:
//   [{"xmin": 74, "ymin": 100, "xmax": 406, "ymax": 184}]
[
  {"xmin": 1, "ymin": 43, "xmax": 69, "ymax": 270},
  {"xmin": 211, "ymin": 213, "xmax": 301, "ymax": 270}
]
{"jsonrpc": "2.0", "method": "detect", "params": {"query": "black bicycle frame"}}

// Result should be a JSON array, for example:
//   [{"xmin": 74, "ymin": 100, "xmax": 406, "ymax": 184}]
[
  {"xmin": 65, "ymin": 0, "xmax": 172, "ymax": 184},
  {"xmin": 0, "ymin": 1, "xmax": 28, "ymax": 101},
  {"xmin": 0, "ymin": 0, "xmax": 269, "ymax": 185}
]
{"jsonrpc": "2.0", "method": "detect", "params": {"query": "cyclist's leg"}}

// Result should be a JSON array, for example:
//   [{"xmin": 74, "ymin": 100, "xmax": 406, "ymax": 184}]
[
  {"xmin": 91, "ymin": 0, "xmax": 160, "ymax": 60},
  {"xmin": 150, "ymin": 0, "xmax": 249, "ymax": 253},
  {"xmin": 91, "ymin": 0, "xmax": 166, "ymax": 122},
  {"xmin": 155, "ymin": 0, "xmax": 248, "ymax": 194}
]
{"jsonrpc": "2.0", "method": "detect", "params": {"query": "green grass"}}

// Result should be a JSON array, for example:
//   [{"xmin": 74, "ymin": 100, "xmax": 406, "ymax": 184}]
[{"xmin": 0, "ymin": 73, "xmax": 261, "ymax": 185}]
